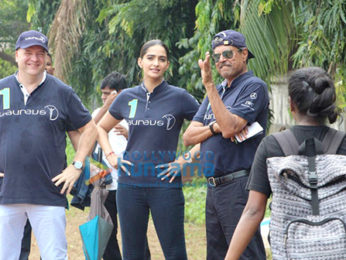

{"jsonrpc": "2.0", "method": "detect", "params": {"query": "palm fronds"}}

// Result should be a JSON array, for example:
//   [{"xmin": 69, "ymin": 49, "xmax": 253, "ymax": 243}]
[{"xmin": 48, "ymin": 0, "xmax": 87, "ymax": 81}]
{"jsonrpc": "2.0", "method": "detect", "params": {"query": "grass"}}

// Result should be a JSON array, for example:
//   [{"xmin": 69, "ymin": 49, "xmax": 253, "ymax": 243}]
[{"xmin": 183, "ymin": 177, "xmax": 207, "ymax": 225}]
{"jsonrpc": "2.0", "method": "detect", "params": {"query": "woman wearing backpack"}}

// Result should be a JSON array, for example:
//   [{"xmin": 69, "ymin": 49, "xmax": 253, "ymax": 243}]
[{"xmin": 225, "ymin": 67, "xmax": 346, "ymax": 260}]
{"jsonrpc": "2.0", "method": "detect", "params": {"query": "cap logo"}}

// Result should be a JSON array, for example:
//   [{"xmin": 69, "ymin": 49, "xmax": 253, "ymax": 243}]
[
  {"xmin": 24, "ymin": 36, "xmax": 46, "ymax": 43},
  {"xmin": 213, "ymin": 36, "xmax": 224, "ymax": 45}
]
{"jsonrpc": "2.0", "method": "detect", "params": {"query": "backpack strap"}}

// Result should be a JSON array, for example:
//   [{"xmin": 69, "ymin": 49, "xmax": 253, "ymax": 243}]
[
  {"xmin": 272, "ymin": 129, "xmax": 299, "ymax": 156},
  {"xmin": 322, "ymin": 128, "xmax": 345, "ymax": 154},
  {"xmin": 304, "ymin": 138, "xmax": 319, "ymax": 215},
  {"xmin": 273, "ymin": 128, "xmax": 345, "ymax": 155}
]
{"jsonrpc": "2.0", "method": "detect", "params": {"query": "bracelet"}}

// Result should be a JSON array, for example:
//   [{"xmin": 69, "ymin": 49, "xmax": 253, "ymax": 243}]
[
  {"xmin": 209, "ymin": 122, "xmax": 217, "ymax": 135},
  {"xmin": 106, "ymin": 151, "xmax": 115, "ymax": 158}
]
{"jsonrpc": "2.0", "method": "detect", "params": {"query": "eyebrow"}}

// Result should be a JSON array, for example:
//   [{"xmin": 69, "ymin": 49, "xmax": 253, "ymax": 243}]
[{"xmin": 146, "ymin": 54, "xmax": 167, "ymax": 58}]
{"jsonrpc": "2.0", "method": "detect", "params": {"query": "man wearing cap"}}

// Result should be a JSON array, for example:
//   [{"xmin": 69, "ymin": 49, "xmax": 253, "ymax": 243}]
[
  {"xmin": 183, "ymin": 30, "xmax": 268, "ymax": 259},
  {"xmin": 0, "ymin": 30, "xmax": 97, "ymax": 259}
]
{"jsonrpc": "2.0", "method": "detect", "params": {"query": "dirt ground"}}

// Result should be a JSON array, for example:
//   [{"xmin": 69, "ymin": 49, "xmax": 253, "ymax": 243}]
[{"xmin": 29, "ymin": 205, "xmax": 206, "ymax": 260}]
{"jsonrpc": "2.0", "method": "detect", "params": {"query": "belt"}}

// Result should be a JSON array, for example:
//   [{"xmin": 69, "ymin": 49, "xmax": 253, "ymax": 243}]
[{"xmin": 207, "ymin": 170, "xmax": 249, "ymax": 187}]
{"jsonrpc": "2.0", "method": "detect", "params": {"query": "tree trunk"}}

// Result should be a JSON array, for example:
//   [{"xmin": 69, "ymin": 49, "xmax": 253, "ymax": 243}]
[{"xmin": 0, "ymin": 51, "xmax": 16, "ymax": 66}]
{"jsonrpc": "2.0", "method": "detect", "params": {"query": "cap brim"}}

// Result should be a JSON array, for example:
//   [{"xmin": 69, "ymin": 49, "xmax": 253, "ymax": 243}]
[{"xmin": 16, "ymin": 43, "xmax": 48, "ymax": 52}]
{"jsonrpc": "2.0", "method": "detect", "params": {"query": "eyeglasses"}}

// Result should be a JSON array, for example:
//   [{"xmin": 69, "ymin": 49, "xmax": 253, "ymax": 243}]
[{"xmin": 212, "ymin": 49, "xmax": 242, "ymax": 63}]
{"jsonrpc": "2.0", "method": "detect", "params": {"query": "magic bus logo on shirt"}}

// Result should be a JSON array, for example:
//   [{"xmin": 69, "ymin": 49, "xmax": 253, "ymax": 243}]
[
  {"xmin": 0, "ymin": 105, "xmax": 59, "ymax": 121},
  {"xmin": 127, "ymin": 113, "xmax": 176, "ymax": 130}
]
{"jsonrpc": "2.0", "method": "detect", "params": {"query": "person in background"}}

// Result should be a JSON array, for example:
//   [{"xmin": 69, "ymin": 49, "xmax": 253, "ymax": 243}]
[
  {"xmin": 225, "ymin": 67, "xmax": 346, "ymax": 260},
  {"xmin": 183, "ymin": 29, "xmax": 268, "ymax": 260},
  {"xmin": 97, "ymin": 39, "xmax": 199, "ymax": 259},
  {"xmin": 92, "ymin": 71, "xmax": 150, "ymax": 260},
  {"xmin": 0, "ymin": 30, "xmax": 97, "ymax": 259},
  {"xmin": 46, "ymin": 53, "xmax": 55, "ymax": 75}
]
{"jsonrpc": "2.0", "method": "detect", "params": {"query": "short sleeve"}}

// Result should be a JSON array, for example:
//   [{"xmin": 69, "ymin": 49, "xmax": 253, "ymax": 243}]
[
  {"xmin": 192, "ymin": 97, "xmax": 209, "ymax": 123},
  {"xmin": 180, "ymin": 90, "xmax": 200, "ymax": 120},
  {"xmin": 247, "ymin": 135, "xmax": 283, "ymax": 197},
  {"xmin": 65, "ymin": 90, "xmax": 92, "ymax": 130},
  {"xmin": 230, "ymin": 82, "xmax": 268, "ymax": 123},
  {"xmin": 109, "ymin": 91, "xmax": 126, "ymax": 120}
]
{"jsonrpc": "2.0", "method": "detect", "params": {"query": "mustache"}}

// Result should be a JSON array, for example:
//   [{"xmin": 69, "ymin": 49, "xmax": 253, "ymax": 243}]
[{"xmin": 219, "ymin": 62, "xmax": 232, "ymax": 69}]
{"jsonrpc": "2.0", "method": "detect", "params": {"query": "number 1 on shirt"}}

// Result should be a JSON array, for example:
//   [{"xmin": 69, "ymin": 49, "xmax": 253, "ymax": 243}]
[
  {"xmin": 128, "ymin": 99, "xmax": 138, "ymax": 118},
  {"xmin": 0, "ymin": 88, "xmax": 10, "ymax": 110}
]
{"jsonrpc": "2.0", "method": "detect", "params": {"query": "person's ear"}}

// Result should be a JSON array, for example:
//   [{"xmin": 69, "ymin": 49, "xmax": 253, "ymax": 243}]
[
  {"xmin": 137, "ymin": 58, "xmax": 143, "ymax": 68},
  {"xmin": 242, "ymin": 49, "xmax": 248, "ymax": 63},
  {"xmin": 289, "ymin": 96, "xmax": 296, "ymax": 112},
  {"xmin": 15, "ymin": 50, "xmax": 19, "ymax": 63}
]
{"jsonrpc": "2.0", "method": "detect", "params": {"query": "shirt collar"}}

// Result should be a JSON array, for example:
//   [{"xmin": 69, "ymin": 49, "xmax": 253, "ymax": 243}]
[
  {"xmin": 15, "ymin": 71, "xmax": 47, "ymax": 87},
  {"xmin": 140, "ymin": 80, "xmax": 167, "ymax": 94}
]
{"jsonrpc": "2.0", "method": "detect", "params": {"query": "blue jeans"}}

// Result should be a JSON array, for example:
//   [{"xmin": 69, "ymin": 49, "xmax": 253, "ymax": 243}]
[
  {"xmin": 117, "ymin": 184, "xmax": 187, "ymax": 260},
  {"xmin": 206, "ymin": 176, "xmax": 266, "ymax": 260}
]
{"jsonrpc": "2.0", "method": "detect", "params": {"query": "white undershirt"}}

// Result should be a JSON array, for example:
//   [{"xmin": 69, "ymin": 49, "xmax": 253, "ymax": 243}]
[
  {"xmin": 16, "ymin": 71, "xmax": 46, "ymax": 105},
  {"xmin": 92, "ymin": 108, "xmax": 128, "ymax": 190}
]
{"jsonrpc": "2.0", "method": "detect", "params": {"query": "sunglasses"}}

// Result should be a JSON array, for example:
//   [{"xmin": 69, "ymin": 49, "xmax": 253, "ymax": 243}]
[{"xmin": 212, "ymin": 49, "xmax": 242, "ymax": 63}]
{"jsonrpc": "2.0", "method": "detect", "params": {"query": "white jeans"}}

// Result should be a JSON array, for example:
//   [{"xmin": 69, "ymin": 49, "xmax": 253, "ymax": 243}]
[{"xmin": 0, "ymin": 204, "xmax": 67, "ymax": 260}]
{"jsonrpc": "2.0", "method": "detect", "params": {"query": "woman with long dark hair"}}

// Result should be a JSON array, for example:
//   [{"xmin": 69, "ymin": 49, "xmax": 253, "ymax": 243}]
[{"xmin": 97, "ymin": 39, "xmax": 199, "ymax": 259}]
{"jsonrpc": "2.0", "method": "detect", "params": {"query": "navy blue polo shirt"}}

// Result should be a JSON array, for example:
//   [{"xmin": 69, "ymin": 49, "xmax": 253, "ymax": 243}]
[
  {"xmin": 0, "ymin": 74, "xmax": 92, "ymax": 207},
  {"xmin": 109, "ymin": 80, "xmax": 199, "ymax": 187},
  {"xmin": 193, "ymin": 71, "xmax": 269, "ymax": 177}
]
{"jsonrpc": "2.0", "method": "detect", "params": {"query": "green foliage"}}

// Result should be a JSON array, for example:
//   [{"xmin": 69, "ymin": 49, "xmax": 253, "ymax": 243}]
[
  {"xmin": 0, "ymin": 52, "xmax": 17, "ymax": 79},
  {"xmin": 239, "ymin": 0, "xmax": 294, "ymax": 85},
  {"xmin": 290, "ymin": 0, "xmax": 346, "ymax": 111},
  {"xmin": 22, "ymin": 0, "xmax": 345, "ymax": 114},
  {"xmin": 65, "ymin": 137, "xmax": 75, "ymax": 166},
  {"xmin": 0, "ymin": 0, "xmax": 30, "ymax": 70},
  {"xmin": 98, "ymin": 0, "xmax": 197, "ymax": 86},
  {"xmin": 178, "ymin": 0, "xmax": 237, "ymax": 101},
  {"xmin": 291, "ymin": 0, "xmax": 345, "ymax": 73},
  {"xmin": 335, "ymin": 68, "xmax": 346, "ymax": 113},
  {"xmin": 183, "ymin": 177, "xmax": 207, "ymax": 225},
  {"xmin": 0, "ymin": 0, "xmax": 29, "ymax": 47},
  {"xmin": 27, "ymin": 0, "xmax": 60, "ymax": 34},
  {"xmin": 43, "ymin": 0, "xmax": 198, "ymax": 106}
]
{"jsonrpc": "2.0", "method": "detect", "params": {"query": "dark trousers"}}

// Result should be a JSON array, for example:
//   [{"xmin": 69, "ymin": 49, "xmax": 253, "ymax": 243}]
[
  {"xmin": 117, "ymin": 185, "xmax": 187, "ymax": 260},
  {"xmin": 104, "ymin": 190, "xmax": 151, "ymax": 260},
  {"xmin": 103, "ymin": 190, "xmax": 122, "ymax": 260},
  {"xmin": 206, "ymin": 176, "xmax": 266, "ymax": 260},
  {"xmin": 19, "ymin": 220, "xmax": 32, "ymax": 260}
]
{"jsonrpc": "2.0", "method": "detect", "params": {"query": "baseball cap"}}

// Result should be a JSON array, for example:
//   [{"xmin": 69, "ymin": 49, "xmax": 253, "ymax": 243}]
[
  {"xmin": 15, "ymin": 30, "xmax": 49, "ymax": 52},
  {"xmin": 212, "ymin": 30, "xmax": 254, "ymax": 59}
]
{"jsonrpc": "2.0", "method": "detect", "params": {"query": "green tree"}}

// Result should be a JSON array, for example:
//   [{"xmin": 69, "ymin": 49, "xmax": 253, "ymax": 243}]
[
  {"xmin": 178, "ymin": 0, "xmax": 345, "ymax": 109},
  {"xmin": 0, "ymin": 0, "xmax": 30, "ymax": 67},
  {"xmin": 27, "ymin": 0, "xmax": 345, "ymax": 111},
  {"xmin": 43, "ymin": 0, "xmax": 198, "ymax": 106}
]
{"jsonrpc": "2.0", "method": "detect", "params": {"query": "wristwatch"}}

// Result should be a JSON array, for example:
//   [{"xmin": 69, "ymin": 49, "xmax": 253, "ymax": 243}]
[
  {"xmin": 208, "ymin": 121, "xmax": 217, "ymax": 135},
  {"xmin": 72, "ymin": 161, "xmax": 83, "ymax": 170}
]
